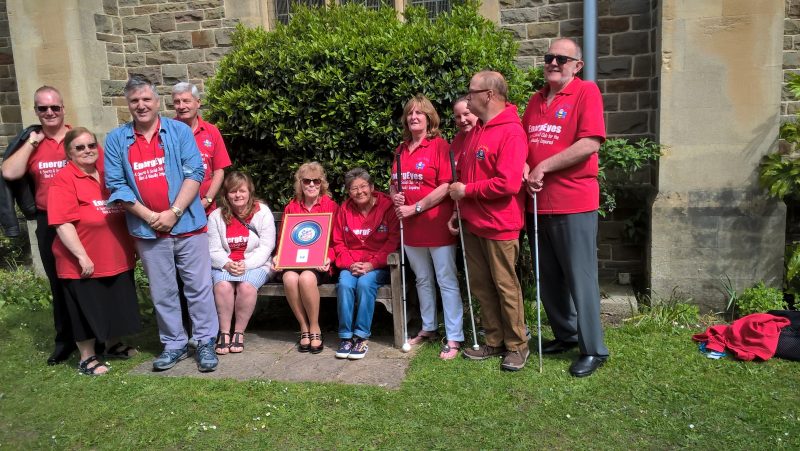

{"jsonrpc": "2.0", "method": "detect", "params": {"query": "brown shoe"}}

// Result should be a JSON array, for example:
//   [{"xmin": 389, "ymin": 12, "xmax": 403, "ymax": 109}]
[
  {"xmin": 462, "ymin": 344, "xmax": 507, "ymax": 360},
  {"xmin": 501, "ymin": 347, "xmax": 530, "ymax": 371}
]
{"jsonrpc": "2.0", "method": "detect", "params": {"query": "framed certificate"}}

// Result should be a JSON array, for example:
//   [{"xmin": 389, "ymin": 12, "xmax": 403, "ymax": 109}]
[{"xmin": 275, "ymin": 213, "xmax": 333, "ymax": 269}]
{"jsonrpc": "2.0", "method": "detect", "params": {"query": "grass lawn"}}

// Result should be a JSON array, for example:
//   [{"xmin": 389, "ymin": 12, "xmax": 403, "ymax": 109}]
[{"xmin": 1, "ymin": 304, "xmax": 799, "ymax": 450}]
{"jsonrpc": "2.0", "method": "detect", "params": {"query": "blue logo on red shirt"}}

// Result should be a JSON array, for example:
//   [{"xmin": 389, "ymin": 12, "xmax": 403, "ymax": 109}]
[
  {"xmin": 378, "ymin": 224, "xmax": 388, "ymax": 233},
  {"xmin": 476, "ymin": 148, "xmax": 486, "ymax": 160},
  {"xmin": 416, "ymin": 162, "xmax": 425, "ymax": 170},
  {"xmin": 556, "ymin": 109, "xmax": 568, "ymax": 119}
]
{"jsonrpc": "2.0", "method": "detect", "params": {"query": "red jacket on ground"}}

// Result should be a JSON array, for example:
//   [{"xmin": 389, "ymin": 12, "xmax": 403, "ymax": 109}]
[
  {"xmin": 332, "ymin": 191, "xmax": 399, "ymax": 270},
  {"xmin": 692, "ymin": 313, "xmax": 791, "ymax": 361},
  {"xmin": 455, "ymin": 103, "xmax": 527, "ymax": 240}
]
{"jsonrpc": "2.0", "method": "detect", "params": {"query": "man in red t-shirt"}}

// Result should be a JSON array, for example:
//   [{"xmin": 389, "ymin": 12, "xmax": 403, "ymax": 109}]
[
  {"xmin": 523, "ymin": 38, "xmax": 609, "ymax": 378},
  {"xmin": 171, "ymin": 82, "xmax": 231, "ymax": 214},
  {"xmin": 1, "ymin": 86, "xmax": 75, "ymax": 365},
  {"xmin": 449, "ymin": 71, "xmax": 529, "ymax": 371}
]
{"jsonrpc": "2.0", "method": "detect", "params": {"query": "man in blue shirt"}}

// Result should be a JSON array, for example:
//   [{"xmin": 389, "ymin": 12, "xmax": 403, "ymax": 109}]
[{"xmin": 105, "ymin": 76, "xmax": 218, "ymax": 373}]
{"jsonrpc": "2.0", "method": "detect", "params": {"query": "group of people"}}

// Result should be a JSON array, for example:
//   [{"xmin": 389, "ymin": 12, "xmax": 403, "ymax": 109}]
[{"xmin": 1, "ymin": 37, "xmax": 610, "ymax": 377}]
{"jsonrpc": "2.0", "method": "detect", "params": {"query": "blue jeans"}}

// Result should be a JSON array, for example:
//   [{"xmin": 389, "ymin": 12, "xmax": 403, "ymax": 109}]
[{"xmin": 337, "ymin": 268, "xmax": 389, "ymax": 339}]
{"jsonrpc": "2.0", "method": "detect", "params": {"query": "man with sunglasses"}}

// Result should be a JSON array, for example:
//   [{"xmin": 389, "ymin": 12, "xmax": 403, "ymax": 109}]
[
  {"xmin": 104, "ymin": 76, "xmax": 219, "ymax": 373},
  {"xmin": 448, "ymin": 71, "xmax": 529, "ymax": 371},
  {"xmin": 1, "ymin": 86, "xmax": 78, "ymax": 365},
  {"xmin": 522, "ymin": 38, "xmax": 609, "ymax": 377}
]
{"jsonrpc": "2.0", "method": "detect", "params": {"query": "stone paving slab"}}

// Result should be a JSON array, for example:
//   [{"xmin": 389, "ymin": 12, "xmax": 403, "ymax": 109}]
[{"xmin": 129, "ymin": 330, "xmax": 414, "ymax": 389}]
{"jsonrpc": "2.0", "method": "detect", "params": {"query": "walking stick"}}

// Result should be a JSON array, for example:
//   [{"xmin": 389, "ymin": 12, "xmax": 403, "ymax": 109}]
[
  {"xmin": 397, "ymin": 152, "xmax": 411, "ymax": 353},
  {"xmin": 533, "ymin": 192, "xmax": 543, "ymax": 373},
  {"xmin": 450, "ymin": 149, "xmax": 480, "ymax": 351}
]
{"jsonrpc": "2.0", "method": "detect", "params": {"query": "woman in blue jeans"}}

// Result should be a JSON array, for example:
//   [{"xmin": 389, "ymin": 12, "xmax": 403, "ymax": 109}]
[{"xmin": 331, "ymin": 168, "xmax": 400, "ymax": 359}]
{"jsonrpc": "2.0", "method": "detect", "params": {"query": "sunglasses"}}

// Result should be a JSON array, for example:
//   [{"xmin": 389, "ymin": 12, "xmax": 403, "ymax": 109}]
[
  {"xmin": 35, "ymin": 105, "xmax": 63, "ymax": 113},
  {"xmin": 302, "ymin": 178, "xmax": 322, "ymax": 186},
  {"xmin": 544, "ymin": 53, "xmax": 579, "ymax": 65},
  {"xmin": 73, "ymin": 143, "xmax": 98, "ymax": 152}
]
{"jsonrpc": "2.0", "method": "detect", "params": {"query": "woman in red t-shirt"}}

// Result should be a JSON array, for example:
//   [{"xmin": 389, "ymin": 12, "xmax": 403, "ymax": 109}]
[
  {"xmin": 47, "ymin": 127, "xmax": 140, "ymax": 376},
  {"xmin": 391, "ymin": 95, "xmax": 465, "ymax": 360},
  {"xmin": 208, "ymin": 172, "xmax": 276, "ymax": 354},
  {"xmin": 273, "ymin": 162, "xmax": 337, "ymax": 354}
]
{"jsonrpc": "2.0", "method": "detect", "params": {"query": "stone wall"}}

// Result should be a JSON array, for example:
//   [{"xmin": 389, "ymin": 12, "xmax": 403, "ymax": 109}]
[
  {"xmin": 0, "ymin": 0, "xmax": 21, "ymax": 149},
  {"xmin": 784, "ymin": 0, "xmax": 800, "ymax": 124},
  {"xmin": 95, "ymin": 0, "xmax": 239, "ymax": 123}
]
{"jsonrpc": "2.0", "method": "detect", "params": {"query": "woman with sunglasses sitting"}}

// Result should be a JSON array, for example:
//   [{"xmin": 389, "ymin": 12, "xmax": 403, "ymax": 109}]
[
  {"xmin": 207, "ymin": 171, "xmax": 276, "ymax": 354},
  {"xmin": 47, "ymin": 127, "xmax": 141, "ymax": 375},
  {"xmin": 273, "ymin": 162, "xmax": 338, "ymax": 353}
]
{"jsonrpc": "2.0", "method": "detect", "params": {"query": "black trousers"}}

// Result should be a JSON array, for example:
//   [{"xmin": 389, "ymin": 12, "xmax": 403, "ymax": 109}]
[{"xmin": 36, "ymin": 211, "xmax": 73, "ymax": 347}]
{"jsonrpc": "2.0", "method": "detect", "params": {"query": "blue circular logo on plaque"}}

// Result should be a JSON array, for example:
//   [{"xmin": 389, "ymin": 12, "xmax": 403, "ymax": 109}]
[{"xmin": 291, "ymin": 221, "xmax": 322, "ymax": 246}]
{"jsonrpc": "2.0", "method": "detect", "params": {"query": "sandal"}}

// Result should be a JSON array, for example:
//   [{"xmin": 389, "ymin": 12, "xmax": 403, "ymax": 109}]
[
  {"xmin": 408, "ymin": 330, "xmax": 438, "ymax": 346},
  {"xmin": 309, "ymin": 333, "xmax": 324, "ymax": 354},
  {"xmin": 78, "ymin": 355, "xmax": 109, "ymax": 376},
  {"xmin": 439, "ymin": 340, "xmax": 461, "ymax": 360},
  {"xmin": 104, "ymin": 342, "xmax": 138, "ymax": 359},
  {"xmin": 215, "ymin": 332, "xmax": 231, "ymax": 355},
  {"xmin": 229, "ymin": 332, "xmax": 245, "ymax": 353},
  {"xmin": 298, "ymin": 331, "xmax": 311, "ymax": 353}
]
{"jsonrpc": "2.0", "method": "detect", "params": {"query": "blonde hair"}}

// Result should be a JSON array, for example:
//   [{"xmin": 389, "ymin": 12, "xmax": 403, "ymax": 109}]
[
  {"xmin": 293, "ymin": 162, "xmax": 329, "ymax": 202},
  {"xmin": 401, "ymin": 94, "xmax": 441, "ymax": 142},
  {"xmin": 63, "ymin": 127, "xmax": 97, "ymax": 160}
]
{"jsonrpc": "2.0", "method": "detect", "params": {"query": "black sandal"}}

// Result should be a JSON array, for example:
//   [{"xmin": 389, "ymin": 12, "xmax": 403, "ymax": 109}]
[
  {"xmin": 298, "ymin": 331, "xmax": 311, "ymax": 353},
  {"xmin": 78, "ymin": 355, "xmax": 108, "ymax": 376},
  {"xmin": 309, "ymin": 333, "xmax": 324, "ymax": 354},
  {"xmin": 230, "ymin": 332, "xmax": 245, "ymax": 353},
  {"xmin": 104, "ymin": 342, "xmax": 137, "ymax": 359},
  {"xmin": 215, "ymin": 332, "xmax": 231, "ymax": 355}
]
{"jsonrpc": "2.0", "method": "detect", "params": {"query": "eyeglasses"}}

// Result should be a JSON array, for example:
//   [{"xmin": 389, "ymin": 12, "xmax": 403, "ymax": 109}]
[
  {"xmin": 35, "ymin": 105, "xmax": 63, "ymax": 113},
  {"xmin": 348, "ymin": 184, "xmax": 370, "ymax": 193},
  {"xmin": 302, "ymin": 178, "xmax": 322, "ymax": 186},
  {"xmin": 544, "ymin": 54, "xmax": 579, "ymax": 65},
  {"xmin": 73, "ymin": 143, "xmax": 98, "ymax": 152},
  {"xmin": 467, "ymin": 88, "xmax": 491, "ymax": 96}
]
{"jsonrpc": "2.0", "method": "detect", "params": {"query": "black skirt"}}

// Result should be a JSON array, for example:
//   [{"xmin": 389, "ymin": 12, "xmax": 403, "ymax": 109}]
[{"xmin": 61, "ymin": 270, "xmax": 142, "ymax": 343}]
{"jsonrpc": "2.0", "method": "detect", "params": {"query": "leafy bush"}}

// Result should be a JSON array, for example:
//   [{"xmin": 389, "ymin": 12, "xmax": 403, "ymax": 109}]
[
  {"xmin": 0, "ymin": 232, "xmax": 30, "ymax": 270},
  {"xmin": 206, "ymin": 2, "xmax": 542, "ymax": 207},
  {"xmin": 736, "ymin": 281, "xmax": 787, "ymax": 316},
  {"xmin": 626, "ymin": 288, "xmax": 700, "ymax": 330},
  {"xmin": 0, "ymin": 267, "xmax": 51, "ymax": 310},
  {"xmin": 598, "ymin": 138, "xmax": 662, "ymax": 216},
  {"xmin": 786, "ymin": 243, "xmax": 800, "ymax": 305}
]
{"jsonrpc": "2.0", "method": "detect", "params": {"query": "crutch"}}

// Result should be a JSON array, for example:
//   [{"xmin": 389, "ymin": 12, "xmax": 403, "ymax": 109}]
[
  {"xmin": 396, "ymin": 152, "xmax": 411, "ymax": 353},
  {"xmin": 449, "ymin": 149, "xmax": 480, "ymax": 351},
  {"xmin": 532, "ymin": 192, "xmax": 543, "ymax": 373}
]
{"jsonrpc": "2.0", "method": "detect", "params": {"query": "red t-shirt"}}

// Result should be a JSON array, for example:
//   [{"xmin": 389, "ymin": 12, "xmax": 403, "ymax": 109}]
[
  {"xmin": 194, "ymin": 117, "xmax": 231, "ymax": 213},
  {"xmin": 522, "ymin": 77, "xmax": 606, "ymax": 214},
  {"xmin": 47, "ymin": 163, "xmax": 135, "ymax": 279},
  {"xmin": 26, "ymin": 133, "xmax": 68, "ymax": 211},
  {"xmin": 226, "ymin": 205, "xmax": 259, "ymax": 261},
  {"xmin": 391, "ymin": 136, "xmax": 455, "ymax": 247},
  {"xmin": 128, "ymin": 122, "xmax": 170, "ymax": 214}
]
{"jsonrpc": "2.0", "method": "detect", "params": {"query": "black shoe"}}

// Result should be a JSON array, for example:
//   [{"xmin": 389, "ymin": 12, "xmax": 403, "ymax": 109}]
[
  {"xmin": 541, "ymin": 339, "xmax": 578, "ymax": 354},
  {"xmin": 47, "ymin": 343, "xmax": 77, "ymax": 365},
  {"xmin": 569, "ymin": 355, "xmax": 607, "ymax": 377}
]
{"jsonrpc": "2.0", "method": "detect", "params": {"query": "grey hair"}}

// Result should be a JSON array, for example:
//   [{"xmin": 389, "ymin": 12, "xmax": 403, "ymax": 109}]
[
  {"xmin": 344, "ymin": 167, "xmax": 372, "ymax": 190},
  {"xmin": 172, "ymin": 82, "xmax": 199, "ymax": 99},
  {"xmin": 124, "ymin": 76, "xmax": 159, "ymax": 100}
]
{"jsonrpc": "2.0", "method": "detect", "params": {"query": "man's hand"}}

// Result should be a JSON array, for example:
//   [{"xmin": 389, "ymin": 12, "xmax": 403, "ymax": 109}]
[
  {"xmin": 28, "ymin": 130, "xmax": 45, "ymax": 147},
  {"xmin": 449, "ymin": 182, "xmax": 466, "ymax": 201},
  {"xmin": 395, "ymin": 204, "xmax": 415, "ymax": 219},
  {"xmin": 150, "ymin": 210, "xmax": 179, "ymax": 232},
  {"xmin": 526, "ymin": 165, "xmax": 544, "ymax": 195},
  {"xmin": 201, "ymin": 197, "xmax": 211, "ymax": 209}
]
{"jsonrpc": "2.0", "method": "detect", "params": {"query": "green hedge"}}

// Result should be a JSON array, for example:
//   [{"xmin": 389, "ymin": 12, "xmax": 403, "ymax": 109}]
[{"xmin": 206, "ymin": 2, "xmax": 542, "ymax": 207}]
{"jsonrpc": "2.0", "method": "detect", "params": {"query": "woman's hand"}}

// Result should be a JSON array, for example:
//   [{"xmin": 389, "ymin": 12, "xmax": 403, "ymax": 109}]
[
  {"xmin": 77, "ymin": 255, "xmax": 95, "ymax": 278},
  {"xmin": 447, "ymin": 212, "xmax": 459, "ymax": 236},
  {"xmin": 350, "ymin": 261, "xmax": 373, "ymax": 275},
  {"xmin": 223, "ymin": 260, "xmax": 245, "ymax": 277},
  {"xmin": 272, "ymin": 255, "xmax": 280, "ymax": 270},
  {"xmin": 317, "ymin": 258, "xmax": 331, "ymax": 272}
]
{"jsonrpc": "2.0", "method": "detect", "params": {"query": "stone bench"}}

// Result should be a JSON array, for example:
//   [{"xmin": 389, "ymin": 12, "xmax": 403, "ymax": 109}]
[{"xmin": 257, "ymin": 212, "xmax": 405, "ymax": 348}]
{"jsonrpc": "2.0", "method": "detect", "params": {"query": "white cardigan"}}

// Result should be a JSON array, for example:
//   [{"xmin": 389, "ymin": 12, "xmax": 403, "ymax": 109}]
[{"xmin": 207, "ymin": 202, "xmax": 276, "ymax": 272}]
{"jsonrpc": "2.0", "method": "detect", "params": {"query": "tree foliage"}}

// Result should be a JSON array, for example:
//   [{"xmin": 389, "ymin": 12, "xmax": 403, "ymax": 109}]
[{"xmin": 205, "ymin": 2, "xmax": 541, "ymax": 207}]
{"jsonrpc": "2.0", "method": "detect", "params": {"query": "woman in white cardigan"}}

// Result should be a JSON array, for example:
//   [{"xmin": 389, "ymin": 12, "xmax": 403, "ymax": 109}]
[{"xmin": 207, "ymin": 171, "xmax": 275, "ymax": 354}]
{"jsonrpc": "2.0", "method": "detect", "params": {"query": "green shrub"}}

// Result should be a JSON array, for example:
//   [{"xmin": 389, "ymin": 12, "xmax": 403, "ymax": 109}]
[
  {"xmin": 786, "ymin": 242, "xmax": 800, "ymax": 305},
  {"xmin": 598, "ymin": 138, "xmax": 662, "ymax": 216},
  {"xmin": 0, "ymin": 267, "xmax": 51, "ymax": 310},
  {"xmin": 736, "ymin": 281, "xmax": 787, "ymax": 316},
  {"xmin": 626, "ymin": 288, "xmax": 700, "ymax": 330},
  {"xmin": 206, "ymin": 2, "xmax": 542, "ymax": 207}
]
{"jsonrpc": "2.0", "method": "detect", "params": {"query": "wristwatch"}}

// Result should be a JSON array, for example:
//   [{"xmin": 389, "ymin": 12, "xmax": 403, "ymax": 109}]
[
  {"xmin": 169, "ymin": 206, "xmax": 183, "ymax": 217},
  {"xmin": 205, "ymin": 196, "xmax": 213, "ymax": 204},
  {"xmin": 415, "ymin": 203, "xmax": 423, "ymax": 214},
  {"xmin": 28, "ymin": 138, "xmax": 39, "ymax": 147}
]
